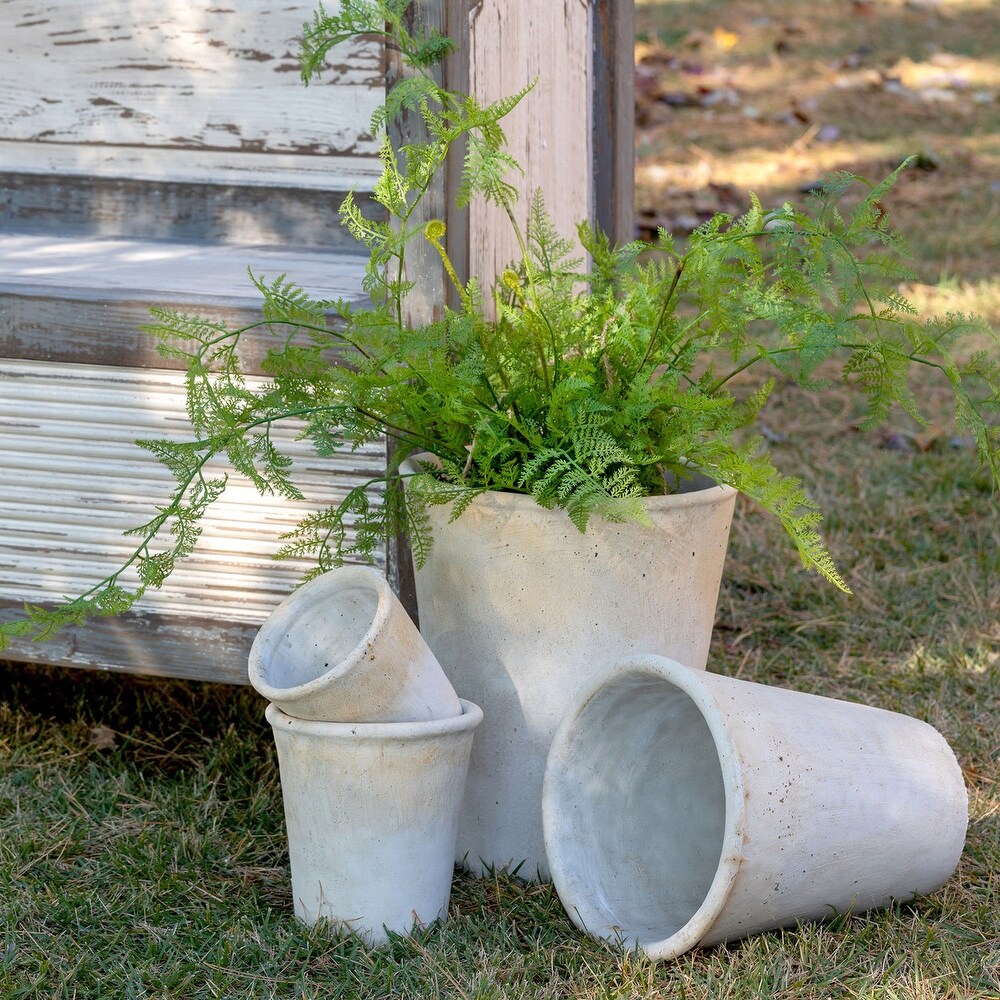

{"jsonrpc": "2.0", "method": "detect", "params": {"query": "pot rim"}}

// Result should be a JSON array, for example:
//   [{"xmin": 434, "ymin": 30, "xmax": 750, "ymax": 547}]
[
  {"xmin": 399, "ymin": 455, "xmax": 737, "ymax": 515},
  {"xmin": 265, "ymin": 698, "xmax": 483, "ymax": 740},
  {"xmin": 248, "ymin": 564, "xmax": 391, "ymax": 699},
  {"xmin": 542, "ymin": 654, "xmax": 747, "ymax": 961}
]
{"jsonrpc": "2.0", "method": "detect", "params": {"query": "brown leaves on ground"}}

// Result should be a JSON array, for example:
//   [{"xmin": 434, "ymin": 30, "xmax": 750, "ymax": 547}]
[{"xmin": 633, "ymin": 0, "xmax": 1000, "ymax": 284}]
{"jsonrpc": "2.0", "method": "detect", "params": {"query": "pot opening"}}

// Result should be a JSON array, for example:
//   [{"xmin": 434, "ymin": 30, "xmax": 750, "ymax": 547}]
[
  {"xmin": 259, "ymin": 582, "xmax": 381, "ymax": 691},
  {"xmin": 549, "ymin": 671, "xmax": 728, "ymax": 947}
]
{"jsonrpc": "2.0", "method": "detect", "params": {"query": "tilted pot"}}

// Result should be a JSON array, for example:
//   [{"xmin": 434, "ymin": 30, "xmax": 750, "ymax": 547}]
[
  {"xmin": 402, "ymin": 457, "xmax": 737, "ymax": 879},
  {"xmin": 543, "ymin": 654, "xmax": 969, "ymax": 960},
  {"xmin": 249, "ymin": 565, "xmax": 461, "ymax": 723}
]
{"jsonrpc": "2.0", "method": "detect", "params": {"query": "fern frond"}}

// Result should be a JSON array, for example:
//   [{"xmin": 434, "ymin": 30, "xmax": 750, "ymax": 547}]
[
  {"xmin": 705, "ymin": 444, "xmax": 851, "ymax": 593},
  {"xmin": 458, "ymin": 136, "xmax": 521, "ymax": 209}
]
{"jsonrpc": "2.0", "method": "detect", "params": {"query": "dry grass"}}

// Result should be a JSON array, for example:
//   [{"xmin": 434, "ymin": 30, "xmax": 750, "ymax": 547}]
[{"xmin": 635, "ymin": 0, "xmax": 1000, "ymax": 322}]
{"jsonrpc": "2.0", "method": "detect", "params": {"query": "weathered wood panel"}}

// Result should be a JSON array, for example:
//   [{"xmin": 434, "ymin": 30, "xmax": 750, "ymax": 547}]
[
  {"xmin": 0, "ymin": 358, "xmax": 385, "ymax": 638},
  {"xmin": 0, "ymin": 172, "xmax": 381, "ymax": 247},
  {"xmin": 0, "ymin": 0, "xmax": 384, "ymax": 188},
  {"xmin": 0, "ymin": 598, "xmax": 260, "ymax": 683},
  {"xmin": 466, "ymin": 0, "xmax": 593, "ymax": 285},
  {"xmin": 592, "ymin": 0, "xmax": 635, "ymax": 247},
  {"xmin": 0, "ymin": 292, "xmax": 267, "ymax": 371},
  {"xmin": 0, "ymin": 141, "xmax": 384, "ymax": 192},
  {"xmin": 0, "ymin": 232, "xmax": 369, "ymax": 371},
  {"xmin": 0, "ymin": 233, "xmax": 368, "ymax": 305}
]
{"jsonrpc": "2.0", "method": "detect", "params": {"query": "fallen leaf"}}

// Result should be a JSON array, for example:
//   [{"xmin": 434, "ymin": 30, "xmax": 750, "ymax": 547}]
[
  {"xmin": 712, "ymin": 27, "xmax": 739, "ymax": 51},
  {"xmin": 90, "ymin": 726, "xmax": 117, "ymax": 750}
]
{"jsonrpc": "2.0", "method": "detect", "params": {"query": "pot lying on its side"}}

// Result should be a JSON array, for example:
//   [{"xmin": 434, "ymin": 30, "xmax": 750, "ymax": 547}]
[
  {"xmin": 267, "ymin": 699, "xmax": 483, "ymax": 944},
  {"xmin": 543, "ymin": 654, "xmax": 969, "ymax": 961}
]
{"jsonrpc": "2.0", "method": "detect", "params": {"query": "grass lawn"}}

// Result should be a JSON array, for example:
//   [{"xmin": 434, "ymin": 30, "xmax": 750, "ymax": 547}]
[
  {"xmin": 2, "ymin": 408, "xmax": 997, "ymax": 999},
  {"xmin": 3, "ymin": 0, "xmax": 999, "ymax": 996}
]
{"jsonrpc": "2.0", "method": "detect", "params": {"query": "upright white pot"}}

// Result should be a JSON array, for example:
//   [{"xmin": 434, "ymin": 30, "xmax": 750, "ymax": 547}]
[
  {"xmin": 249, "ymin": 565, "xmax": 461, "ymax": 723},
  {"xmin": 543, "ymin": 654, "xmax": 969, "ymax": 960},
  {"xmin": 266, "ymin": 699, "xmax": 482, "ymax": 944},
  {"xmin": 402, "ymin": 458, "xmax": 737, "ymax": 879}
]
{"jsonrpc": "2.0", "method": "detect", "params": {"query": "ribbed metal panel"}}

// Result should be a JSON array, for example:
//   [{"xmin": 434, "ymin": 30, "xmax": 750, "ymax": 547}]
[{"xmin": 0, "ymin": 359, "xmax": 385, "ymax": 623}]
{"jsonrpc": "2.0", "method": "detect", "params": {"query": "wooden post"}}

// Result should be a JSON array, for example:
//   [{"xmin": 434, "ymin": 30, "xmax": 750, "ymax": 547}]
[
  {"xmin": 387, "ymin": 1, "xmax": 634, "ymax": 617},
  {"xmin": 383, "ymin": 0, "xmax": 453, "ymax": 623},
  {"xmin": 391, "ymin": 0, "xmax": 634, "ymax": 320},
  {"xmin": 592, "ymin": 0, "xmax": 636, "ymax": 247},
  {"xmin": 460, "ymin": 0, "xmax": 634, "ymax": 283}
]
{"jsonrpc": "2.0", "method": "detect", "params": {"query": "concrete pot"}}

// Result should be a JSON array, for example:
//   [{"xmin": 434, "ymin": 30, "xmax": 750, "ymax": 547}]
[
  {"xmin": 542, "ymin": 654, "xmax": 969, "ymax": 960},
  {"xmin": 266, "ymin": 699, "xmax": 482, "ymax": 943},
  {"xmin": 249, "ymin": 565, "xmax": 462, "ymax": 723},
  {"xmin": 402, "ymin": 457, "xmax": 736, "ymax": 879}
]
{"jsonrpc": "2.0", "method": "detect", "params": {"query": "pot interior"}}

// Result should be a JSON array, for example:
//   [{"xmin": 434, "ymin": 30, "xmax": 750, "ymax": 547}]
[
  {"xmin": 548, "ymin": 671, "xmax": 727, "ymax": 946},
  {"xmin": 260, "ymin": 583, "xmax": 380, "ymax": 690}
]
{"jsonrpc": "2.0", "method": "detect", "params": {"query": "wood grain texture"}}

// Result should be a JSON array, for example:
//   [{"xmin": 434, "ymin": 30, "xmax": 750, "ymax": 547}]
[
  {"xmin": 0, "ymin": 596, "xmax": 258, "ymax": 683},
  {"xmin": 0, "ymin": 358, "xmax": 386, "ymax": 641},
  {"xmin": 0, "ymin": 1, "xmax": 384, "ymax": 188},
  {"xmin": 0, "ymin": 292, "xmax": 267, "ymax": 371},
  {"xmin": 592, "ymin": 0, "xmax": 635, "ymax": 246},
  {"xmin": 0, "ymin": 232, "xmax": 370, "ymax": 371},
  {"xmin": 0, "ymin": 172, "xmax": 381, "ymax": 247},
  {"xmin": 382, "ymin": 0, "xmax": 455, "ymax": 623},
  {"xmin": 0, "ymin": 232, "xmax": 368, "ymax": 304},
  {"xmin": 466, "ymin": 0, "xmax": 592, "ymax": 286}
]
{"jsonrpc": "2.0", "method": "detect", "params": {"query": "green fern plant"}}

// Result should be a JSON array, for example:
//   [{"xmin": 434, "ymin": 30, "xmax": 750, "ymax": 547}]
[{"xmin": 2, "ymin": 0, "xmax": 999, "ymax": 648}]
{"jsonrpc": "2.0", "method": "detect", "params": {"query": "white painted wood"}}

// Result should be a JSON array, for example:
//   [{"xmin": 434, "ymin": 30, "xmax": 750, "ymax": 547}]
[
  {"xmin": 466, "ymin": 0, "xmax": 592, "ymax": 285},
  {"xmin": 0, "ymin": 232, "xmax": 368, "ymax": 305},
  {"xmin": 0, "ymin": 358, "xmax": 386, "ymax": 624},
  {"xmin": 0, "ymin": 0, "xmax": 383, "ymax": 189},
  {"xmin": 0, "ymin": 140, "xmax": 383, "ymax": 191}
]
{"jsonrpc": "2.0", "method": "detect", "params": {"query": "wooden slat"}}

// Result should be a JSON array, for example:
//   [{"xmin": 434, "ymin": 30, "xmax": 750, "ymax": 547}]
[
  {"xmin": 0, "ymin": 1, "xmax": 383, "ymax": 188},
  {"xmin": 0, "ymin": 172, "xmax": 381, "ymax": 248},
  {"xmin": 0, "ymin": 233, "xmax": 368, "ymax": 304},
  {"xmin": 0, "ymin": 359, "xmax": 385, "ymax": 642},
  {"xmin": 0, "ymin": 232, "xmax": 370, "ymax": 371},
  {"xmin": 0, "ymin": 141, "xmax": 383, "ymax": 193},
  {"xmin": 0, "ymin": 292, "xmax": 266, "ymax": 371},
  {"xmin": 0, "ymin": 598, "xmax": 259, "ymax": 684}
]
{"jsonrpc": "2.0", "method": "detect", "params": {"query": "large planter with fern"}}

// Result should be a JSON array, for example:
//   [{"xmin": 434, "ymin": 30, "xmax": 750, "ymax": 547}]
[{"xmin": 403, "ymin": 457, "xmax": 736, "ymax": 879}]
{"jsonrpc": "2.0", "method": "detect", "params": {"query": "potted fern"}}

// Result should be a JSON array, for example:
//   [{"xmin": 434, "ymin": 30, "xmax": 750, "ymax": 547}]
[{"xmin": 2, "ymin": 1, "xmax": 998, "ymax": 878}]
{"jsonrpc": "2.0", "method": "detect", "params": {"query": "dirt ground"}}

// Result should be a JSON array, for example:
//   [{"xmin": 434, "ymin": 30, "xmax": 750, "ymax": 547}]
[{"xmin": 634, "ymin": 0, "xmax": 1000, "ymax": 323}]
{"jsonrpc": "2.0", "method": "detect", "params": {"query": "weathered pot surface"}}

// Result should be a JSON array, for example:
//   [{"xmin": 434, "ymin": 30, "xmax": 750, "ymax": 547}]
[
  {"xmin": 542, "ymin": 654, "xmax": 969, "ymax": 960},
  {"xmin": 267, "ymin": 698, "xmax": 482, "ymax": 943},
  {"xmin": 249, "ymin": 564, "xmax": 461, "ymax": 723},
  {"xmin": 402, "ymin": 456, "xmax": 737, "ymax": 879}
]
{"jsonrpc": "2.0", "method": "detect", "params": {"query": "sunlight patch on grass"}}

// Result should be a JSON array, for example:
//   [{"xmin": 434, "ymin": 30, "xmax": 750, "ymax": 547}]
[
  {"xmin": 898, "ymin": 643, "xmax": 996, "ymax": 676},
  {"xmin": 636, "ymin": 140, "xmax": 912, "ymax": 200}
]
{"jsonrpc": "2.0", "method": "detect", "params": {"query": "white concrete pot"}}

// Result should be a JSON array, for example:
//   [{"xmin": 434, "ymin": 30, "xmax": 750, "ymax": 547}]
[
  {"xmin": 543, "ymin": 654, "xmax": 969, "ymax": 960},
  {"xmin": 266, "ymin": 699, "xmax": 482, "ymax": 944},
  {"xmin": 249, "ymin": 565, "xmax": 462, "ymax": 723},
  {"xmin": 402, "ymin": 457, "xmax": 736, "ymax": 879}
]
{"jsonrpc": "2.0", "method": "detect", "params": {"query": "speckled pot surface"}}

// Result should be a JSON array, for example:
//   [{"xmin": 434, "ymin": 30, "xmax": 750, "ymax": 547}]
[
  {"xmin": 267, "ymin": 699, "xmax": 482, "ymax": 943},
  {"xmin": 249, "ymin": 565, "xmax": 461, "ymax": 723},
  {"xmin": 403, "ymin": 459, "xmax": 737, "ymax": 879},
  {"xmin": 543, "ymin": 654, "xmax": 968, "ymax": 960}
]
